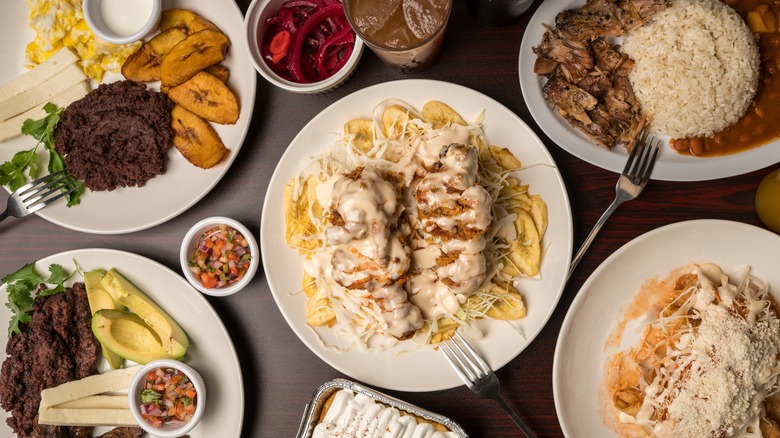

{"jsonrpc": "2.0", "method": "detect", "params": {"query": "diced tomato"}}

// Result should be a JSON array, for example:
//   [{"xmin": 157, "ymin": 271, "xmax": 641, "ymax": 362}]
[{"xmin": 201, "ymin": 274, "xmax": 218, "ymax": 288}]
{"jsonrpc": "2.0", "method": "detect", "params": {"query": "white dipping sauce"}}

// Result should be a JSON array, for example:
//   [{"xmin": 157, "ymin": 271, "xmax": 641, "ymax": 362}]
[{"xmin": 100, "ymin": 0, "xmax": 153, "ymax": 36}]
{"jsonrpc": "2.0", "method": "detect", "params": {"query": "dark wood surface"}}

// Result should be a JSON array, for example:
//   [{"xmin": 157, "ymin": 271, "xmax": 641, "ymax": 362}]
[{"xmin": 1, "ymin": 1, "xmax": 778, "ymax": 437}]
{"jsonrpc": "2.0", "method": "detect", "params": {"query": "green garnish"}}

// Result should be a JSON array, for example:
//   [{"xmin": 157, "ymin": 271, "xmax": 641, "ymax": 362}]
[
  {"xmin": 140, "ymin": 389, "xmax": 161, "ymax": 405},
  {"xmin": 0, "ymin": 103, "xmax": 84, "ymax": 206},
  {"xmin": 1, "ymin": 262, "xmax": 73, "ymax": 337}
]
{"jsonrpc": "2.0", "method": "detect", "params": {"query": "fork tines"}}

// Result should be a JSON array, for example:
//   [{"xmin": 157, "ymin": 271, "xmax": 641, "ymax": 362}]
[
  {"xmin": 17, "ymin": 171, "xmax": 77, "ymax": 213},
  {"xmin": 440, "ymin": 332, "xmax": 491, "ymax": 386},
  {"xmin": 625, "ymin": 130, "xmax": 661, "ymax": 183}
]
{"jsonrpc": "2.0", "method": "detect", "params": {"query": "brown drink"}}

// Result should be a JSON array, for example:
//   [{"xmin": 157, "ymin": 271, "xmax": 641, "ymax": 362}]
[{"xmin": 344, "ymin": 0, "xmax": 453, "ymax": 72}]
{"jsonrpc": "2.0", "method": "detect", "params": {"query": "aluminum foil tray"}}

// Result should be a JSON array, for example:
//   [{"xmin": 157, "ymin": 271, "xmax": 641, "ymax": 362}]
[{"xmin": 296, "ymin": 378, "xmax": 469, "ymax": 437}]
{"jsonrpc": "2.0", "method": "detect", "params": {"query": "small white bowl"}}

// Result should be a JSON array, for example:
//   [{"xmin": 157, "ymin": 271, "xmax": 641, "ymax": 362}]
[
  {"xmin": 128, "ymin": 359, "xmax": 206, "ymax": 438},
  {"xmin": 83, "ymin": 0, "xmax": 162, "ymax": 45},
  {"xmin": 180, "ymin": 216, "xmax": 259, "ymax": 297},
  {"xmin": 244, "ymin": 0, "xmax": 364, "ymax": 94}
]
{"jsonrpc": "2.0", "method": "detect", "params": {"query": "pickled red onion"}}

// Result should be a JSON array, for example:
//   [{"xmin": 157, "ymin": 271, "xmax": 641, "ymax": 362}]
[{"xmin": 260, "ymin": 0, "xmax": 355, "ymax": 83}]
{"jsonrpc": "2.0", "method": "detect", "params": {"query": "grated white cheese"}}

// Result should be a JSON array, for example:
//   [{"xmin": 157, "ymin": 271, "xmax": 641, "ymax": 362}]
[
  {"xmin": 660, "ymin": 304, "xmax": 780, "ymax": 437},
  {"xmin": 632, "ymin": 266, "xmax": 780, "ymax": 438}
]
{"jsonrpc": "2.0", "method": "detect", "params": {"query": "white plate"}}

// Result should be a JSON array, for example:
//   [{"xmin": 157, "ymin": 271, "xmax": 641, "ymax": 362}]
[
  {"xmin": 0, "ymin": 0, "xmax": 256, "ymax": 234},
  {"xmin": 553, "ymin": 219, "xmax": 780, "ymax": 437},
  {"xmin": 260, "ymin": 79, "xmax": 573, "ymax": 392},
  {"xmin": 518, "ymin": 0, "xmax": 780, "ymax": 181},
  {"xmin": 0, "ymin": 249, "xmax": 243, "ymax": 437}
]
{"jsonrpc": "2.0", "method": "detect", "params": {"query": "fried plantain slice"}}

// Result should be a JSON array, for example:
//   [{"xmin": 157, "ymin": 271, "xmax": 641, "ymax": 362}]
[
  {"xmin": 422, "ymin": 101, "xmax": 466, "ymax": 129},
  {"xmin": 344, "ymin": 119, "xmax": 374, "ymax": 154},
  {"xmin": 478, "ymin": 282, "xmax": 526, "ymax": 320},
  {"xmin": 161, "ymin": 30, "xmax": 231, "ymax": 88},
  {"xmin": 429, "ymin": 318, "xmax": 459, "ymax": 344},
  {"xmin": 529, "ymin": 194, "xmax": 548, "ymax": 237},
  {"xmin": 205, "ymin": 64, "xmax": 230, "ymax": 83},
  {"xmin": 381, "ymin": 105, "xmax": 413, "ymax": 139},
  {"xmin": 167, "ymin": 71, "xmax": 239, "ymax": 124},
  {"xmin": 122, "ymin": 27, "xmax": 188, "ymax": 83},
  {"xmin": 471, "ymin": 133, "xmax": 492, "ymax": 162},
  {"xmin": 170, "ymin": 105, "xmax": 229, "ymax": 169},
  {"xmin": 160, "ymin": 8, "xmax": 220, "ymax": 34},
  {"xmin": 304, "ymin": 275, "xmax": 336, "ymax": 327},
  {"xmin": 501, "ymin": 208, "xmax": 542, "ymax": 278},
  {"xmin": 489, "ymin": 145, "xmax": 522, "ymax": 171},
  {"xmin": 284, "ymin": 176, "xmax": 323, "ymax": 253},
  {"xmin": 165, "ymin": 65, "xmax": 228, "ymax": 93}
]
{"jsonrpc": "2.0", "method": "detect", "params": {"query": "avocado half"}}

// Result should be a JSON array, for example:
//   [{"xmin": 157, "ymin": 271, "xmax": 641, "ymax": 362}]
[
  {"xmin": 99, "ymin": 268, "xmax": 189, "ymax": 359},
  {"xmin": 84, "ymin": 269, "xmax": 125, "ymax": 370},
  {"xmin": 92, "ymin": 309, "xmax": 175, "ymax": 364}
]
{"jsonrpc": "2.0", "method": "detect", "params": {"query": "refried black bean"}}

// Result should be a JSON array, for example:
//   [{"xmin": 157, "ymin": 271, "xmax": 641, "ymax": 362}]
[{"xmin": 54, "ymin": 81, "xmax": 174, "ymax": 192}]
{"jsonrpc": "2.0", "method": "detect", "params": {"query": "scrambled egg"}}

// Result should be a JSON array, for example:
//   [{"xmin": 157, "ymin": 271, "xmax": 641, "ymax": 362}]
[{"xmin": 25, "ymin": 0, "xmax": 141, "ymax": 82}]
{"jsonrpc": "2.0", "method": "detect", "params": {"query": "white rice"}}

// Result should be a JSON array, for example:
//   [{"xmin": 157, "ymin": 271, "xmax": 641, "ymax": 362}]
[{"xmin": 621, "ymin": 0, "xmax": 760, "ymax": 139}]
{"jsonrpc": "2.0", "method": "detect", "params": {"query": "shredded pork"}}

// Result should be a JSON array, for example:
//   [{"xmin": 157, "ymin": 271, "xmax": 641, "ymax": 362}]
[{"xmin": 533, "ymin": 0, "xmax": 668, "ymax": 149}]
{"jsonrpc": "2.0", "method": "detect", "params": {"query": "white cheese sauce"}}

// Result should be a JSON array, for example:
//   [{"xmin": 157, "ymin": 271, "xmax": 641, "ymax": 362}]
[{"xmin": 311, "ymin": 168, "xmax": 423, "ymax": 340}]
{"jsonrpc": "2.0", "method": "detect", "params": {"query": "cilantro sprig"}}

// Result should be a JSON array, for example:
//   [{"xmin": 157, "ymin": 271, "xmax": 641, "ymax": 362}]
[
  {"xmin": 0, "ymin": 103, "xmax": 84, "ymax": 206},
  {"xmin": 1, "ymin": 262, "xmax": 73, "ymax": 338}
]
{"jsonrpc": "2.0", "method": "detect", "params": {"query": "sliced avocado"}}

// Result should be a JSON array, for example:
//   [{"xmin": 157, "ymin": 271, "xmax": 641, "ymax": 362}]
[
  {"xmin": 84, "ymin": 269, "xmax": 125, "ymax": 370},
  {"xmin": 92, "ymin": 309, "xmax": 175, "ymax": 364},
  {"xmin": 100, "ymin": 268, "xmax": 189, "ymax": 359}
]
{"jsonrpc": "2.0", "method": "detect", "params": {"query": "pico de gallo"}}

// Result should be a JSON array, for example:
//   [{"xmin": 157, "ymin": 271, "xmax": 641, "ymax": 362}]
[
  {"xmin": 139, "ymin": 367, "xmax": 198, "ymax": 427},
  {"xmin": 189, "ymin": 224, "xmax": 252, "ymax": 289}
]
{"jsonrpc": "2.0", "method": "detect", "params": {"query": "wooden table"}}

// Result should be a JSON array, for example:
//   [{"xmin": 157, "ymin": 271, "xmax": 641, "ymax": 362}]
[{"xmin": 1, "ymin": 1, "xmax": 777, "ymax": 437}]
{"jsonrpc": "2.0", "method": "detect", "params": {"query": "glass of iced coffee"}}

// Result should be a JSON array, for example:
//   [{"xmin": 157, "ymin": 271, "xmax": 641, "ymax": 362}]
[{"xmin": 344, "ymin": 0, "xmax": 453, "ymax": 73}]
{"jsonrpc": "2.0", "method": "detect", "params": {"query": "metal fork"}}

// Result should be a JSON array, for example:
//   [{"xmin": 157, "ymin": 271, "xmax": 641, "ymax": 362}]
[
  {"xmin": 0, "ymin": 171, "xmax": 77, "ymax": 222},
  {"xmin": 568, "ymin": 131, "xmax": 661, "ymax": 278},
  {"xmin": 441, "ymin": 332, "xmax": 538, "ymax": 438}
]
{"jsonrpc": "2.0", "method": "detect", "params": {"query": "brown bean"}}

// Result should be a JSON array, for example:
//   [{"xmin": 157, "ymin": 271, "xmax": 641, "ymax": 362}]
[
  {"xmin": 739, "ymin": 133, "xmax": 750, "ymax": 143},
  {"xmin": 770, "ymin": 35, "xmax": 780, "ymax": 47},
  {"xmin": 755, "ymin": 105, "xmax": 767, "ymax": 118},
  {"xmin": 672, "ymin": 138, "xmax": 688, "ymax": 151},
  {"xmin": 714, "ymin": 133, "xmax": 724, "ymax": 144},
  {"xmin": 755, "ymin": 124, "xmax": 766, "ymax": 135},
  {"xmin": 689, "ymin": 138, "xmax": 704, "ymax": 156}
]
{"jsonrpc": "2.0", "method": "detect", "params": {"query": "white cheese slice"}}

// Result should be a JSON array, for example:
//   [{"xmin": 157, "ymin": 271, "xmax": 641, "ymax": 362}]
[
  {"xmin": 39, "ymin": 365, "xmax": 141, "ymax": 410},
  {"xmin": 38, "ymin": 408, "xmax": 138, "ymax": 426},
  {"xmin": 56, "ymin": 395, "xmax": 129, "ymax": 409},
  {"xmin": 0, "ymin": 48, "xmax": 79, "ymax": 103},
  {"xmin": 0, "ymin": 63, "xmax": 87, "ymax": 122},
  {"xmin": 0, "ymin": 80, "xmax": 90, "ymax": 143}
]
